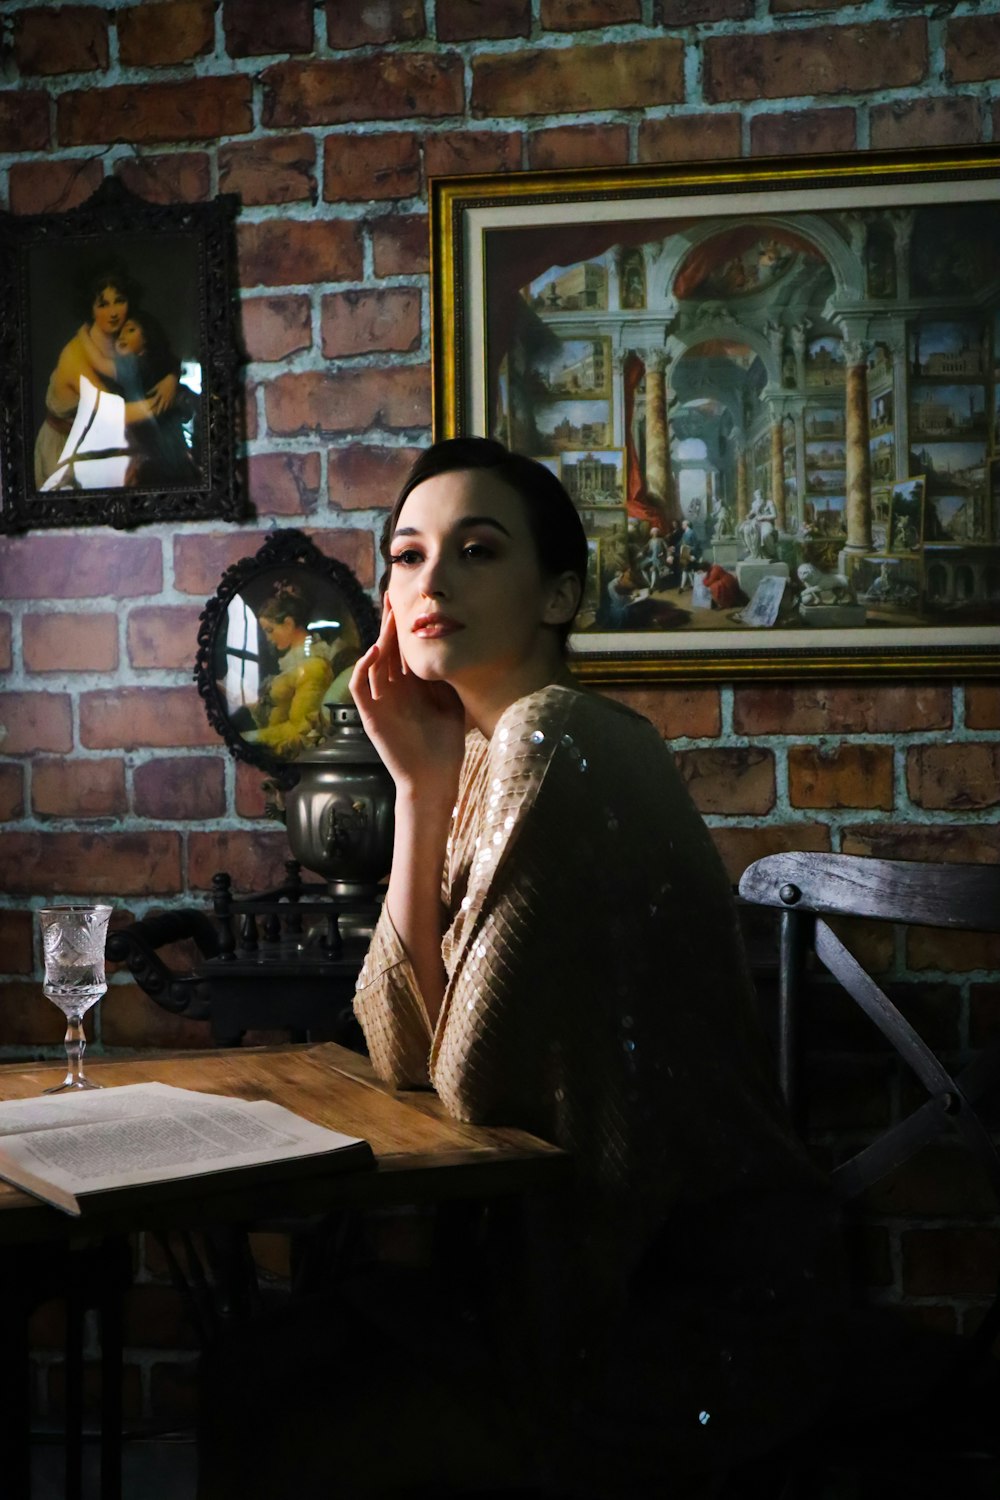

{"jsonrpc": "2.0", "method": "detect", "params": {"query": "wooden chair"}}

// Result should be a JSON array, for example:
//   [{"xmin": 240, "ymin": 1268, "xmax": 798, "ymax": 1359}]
[{"xmin": 735, "ymin": 850, "xmax": 1000, "ymax": 1494}]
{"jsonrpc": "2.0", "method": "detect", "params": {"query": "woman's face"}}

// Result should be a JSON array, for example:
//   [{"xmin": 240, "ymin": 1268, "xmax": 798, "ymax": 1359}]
[
  {"xmin": 261, "ymin": 614, "xmax": 300, "ymax": 653},
  {"xmin": 91, "ymin": 283, "xmax": 128, "ymax": 337},
  {"xmin": 115, "ymin": 319, "xmax": 146, "ymax": 357},
  {"xmin": 386, "ymin": 468, "xmax": 573, "ymax": 692}
]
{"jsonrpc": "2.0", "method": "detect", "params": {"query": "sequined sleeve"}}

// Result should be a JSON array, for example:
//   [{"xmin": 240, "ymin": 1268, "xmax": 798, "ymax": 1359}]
[{"xmin": 353, "ymin": 906, "xmax": 435, "ymax": 1088}]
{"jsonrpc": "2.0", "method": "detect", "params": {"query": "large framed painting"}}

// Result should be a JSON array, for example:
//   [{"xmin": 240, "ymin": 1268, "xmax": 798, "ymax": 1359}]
[
  {"xmin": 0, "ymin": 177, "xmax": 244, "ymax": 532},
  {"xmin": 430, "ymin": 147, "xmax": 1000, "ymax": 680}
]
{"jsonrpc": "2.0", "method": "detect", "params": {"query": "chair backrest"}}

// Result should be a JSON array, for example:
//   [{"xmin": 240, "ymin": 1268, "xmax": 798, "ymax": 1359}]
[{"xmin": 738, "ymin": 851, "xmax": 1000, "ymax": 1205}]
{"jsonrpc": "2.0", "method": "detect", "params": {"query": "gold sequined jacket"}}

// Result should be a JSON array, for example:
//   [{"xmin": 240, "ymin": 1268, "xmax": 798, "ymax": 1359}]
[{"xmin": 355, "ymin": 687, "xmax": 843, "ymax": 1486}]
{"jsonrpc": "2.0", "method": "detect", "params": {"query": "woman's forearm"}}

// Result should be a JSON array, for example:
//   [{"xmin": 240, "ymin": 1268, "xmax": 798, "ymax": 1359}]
[{"xmin": 385, "ymin": 788, "xmax": 453, "ymax": 1030}]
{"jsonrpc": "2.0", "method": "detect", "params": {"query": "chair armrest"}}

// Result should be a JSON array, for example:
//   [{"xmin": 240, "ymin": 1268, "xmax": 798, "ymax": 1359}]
[{"xmin": 106, "ymin": 911, "xmax": 218, "ymax": 1020}]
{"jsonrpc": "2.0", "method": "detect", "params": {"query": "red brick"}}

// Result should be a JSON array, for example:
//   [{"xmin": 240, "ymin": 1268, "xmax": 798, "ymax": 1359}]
[
  {"xmin": 327, "ymin": 445, "xmax": 421, "ymax": 513},
  {"xmin": 472, "ymin": 39, "xmax": 684, "ymax": 117},
  {"xmin": 0, "ymin": 911, "xmax": 33, "ymax": 975},
  {"xmin": 310, "ymin": 528, "xmax": 377, "ymax": 589},
  {"xmin": 424, "ymin": 130, "xmax": 523, "ymax": 179},
  {"xmin": 219, "ymin": 134, "xmax": 317, "ymax": 207},
  {"xmin": 133, "ymin": 756, "xmax": 226, "ymax": 820},
  {"xmin": 32, "ymin": 759, "xmax": 127, "ymax": 819},
  {"xmin": 127, "ymin": 606, "xmax": 204, "ymax": 671},
  {"xmin": 704, "ymin": 21, "xmax": 926, "ymax": 102},
  {"xmin": 118, "ymin": 0, "xmax": 214, "ymax": 66},
  {"xmin": 172, "ymin": 531, "xmax": 285, "ymax": 596},
  {"xmin": 733, "ymin": 684, "xmax": 951, "ymax": 736},
  {"xmin": 371, "ymin": 215, "xmax": 429, "ymax": 277},
  {"xmin": 247, "ymin": 453, "xmax": 322, "ymax": 517},
  {"xmin": 0, "ymin": 765, "xmax": 25, "ymax": 822},
  {"xmin": 187, "ymin": 830, "xmax": 292, "ymax": 892},
  {"xmin": 965, "ymin": 683, "xmax": 1000, "ymax": 731},
  {"xmin": 244, "ymin": 383, "xmax": 259, "ymax": 443},
  {"xmin": 261, "ymin": 56, "xmax": 464, "ymax": 128},
  {"xmin": 907, "ymin": 927, "xmax": 1000, "ymax": 975},
  {"xmin": 788, "ymin": 744, "xmax": 894, "ymax": 810},
  {"xmin": 114, "ymin": 152, "xmax": 212, "ymax": 204},
  {"xmin": 80, "ymin": 689, "xmax": 218, "ymax": 750},
  {"xmin": 15, "ymin": 6, "xmax": 108, "ymax": 75},
  {"xmin": 675, "ymin": 747, "xmax": 775, "ymax": 815},
  {"xmin": 750, "ymin": 108, "xmax": 856, "ymax": 157},
  {"xmin": 325, "ymin": 0, "xmax": 426, "ymax": 47},
  {"xmin": 223, "ymin": 0, "xmax": 314, "ymax": 56},
  {"xmin": 241, "ymin": 296, "xmax": 312, "ymax": 362},
  {"xmin": 864, "ymin": 1145, "xmax": 996, "ymax": 1218},
  {"xmin": 0, "ymin": 832, "xmax": 182, "ymax": 897},
  {"xmin": 237, "ymin": 219, "xmax": 362, "ymax": 287},
  {"xmin": 657, "ymin": 0, "xmax": 750, "ymax": 18},
  {"xmin": 22, "ymin": 612, "xmax": 118, "ymax": 674},
  {"xmin": 906, "ymin": 745, "xmax": 1000, "ymax": 812},
  {"xmin": 235, "ymin": 761, "xmax": 270, "ymax": 818},
  {"xmin": 638, "ymin": 113, "xmax": 742, "ymax": 164},
  {"xmin": 0, "ymin": 981, "xmax": 66, "ymax": 1045},
  {"xmin": 265, "ymin": 367, "xmax": 431, "ymax": 438},
  {"xmin": 599, "ymin": 685, "xmax": 722, "ymax": 739},
  {"xmin": 58, "ymin": 78, "xmax": 252, "ymax": 148},
  {"xmin": 9, "ymin": 158, "xmax": 104, "ymax": 216},
  {"xmin": 870, "ymin": 96, "xmax": 980, "ymax": 151},
  {"xmin": 947, "ymin": 15, "xmax": 1000, "ymax": 85},
  {"xmin": 528, "ymin": 123, "xmax": 629, "ymax": 171},
  {"xmin": 803, "ymin": 1056, "xmax": 894, "ymax": 1134},
  {"xmin": 437, "ymin": 0, "xmax": 531, "ymax": 41},
  {"xmin": 321, "ymin": 290, "xmax": 421, "ymax": 358},
  {"xmin": 0, "ymin": 534, "xmax": 162, "ymax": 600},
  {"xmin": 0, "ymin": 614, "xmax": 10, "ymax": 671},
  {"xmin": 324, "ymin": 132, "xmax": 421, "ymax": 203},
  {"xmin": 542, "ymin": 0, "xmax": 641, "ymax": 27},
  {"xmin": 0, "ymin": 93, "xmax": 50, "ymax": 153},
  {"xmin": 0, "ymin": 694, "xmax": 72, "ymax": 755},
  {"xmin": 709, "ymin": 823, "xmax": 832, "ymax": 884},
  {"xmin": 841, "ymin": 823, "xmax": 1000, "ymax": 865},
  {"xmin": 770, "ymin": 0, "xmax": 857, "ymax": 10},
  {"xmin": 902, "ymin": 1228, "xmax": 1000, "ymax": 1296}
]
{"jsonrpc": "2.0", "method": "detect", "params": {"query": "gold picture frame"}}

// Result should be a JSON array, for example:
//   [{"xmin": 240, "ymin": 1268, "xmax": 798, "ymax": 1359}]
[{"xmin": 430, "ymin": 147, "xmax": 1000, "ymax": 681}]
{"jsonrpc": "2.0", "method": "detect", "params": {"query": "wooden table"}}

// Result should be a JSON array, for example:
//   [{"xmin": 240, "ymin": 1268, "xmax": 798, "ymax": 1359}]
[{"xmin": 0, "ymin": 1043, "xmax": 569, "ymax": 1499}]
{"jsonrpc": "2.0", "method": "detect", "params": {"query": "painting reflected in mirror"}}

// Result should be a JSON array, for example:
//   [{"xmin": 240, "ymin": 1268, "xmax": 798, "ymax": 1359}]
[{"xmin": 195, "ymin": 530, "xmax": 379, "ymax": 774}]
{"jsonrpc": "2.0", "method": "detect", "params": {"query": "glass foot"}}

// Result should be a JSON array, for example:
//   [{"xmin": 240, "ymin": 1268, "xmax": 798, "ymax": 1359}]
[{"xmin": 44, "ymin": 1077, "xmax": 103, "ymax": 1094}]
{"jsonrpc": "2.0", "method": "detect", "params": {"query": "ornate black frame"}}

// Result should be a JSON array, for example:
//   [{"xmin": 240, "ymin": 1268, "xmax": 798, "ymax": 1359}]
[
  {"xmin": 194, "ymin": 528, "xmax": 379, "ymax": 779},
  {"xmin": 0, "ymin": 177, "xmax": 244, "ymax": 532}
]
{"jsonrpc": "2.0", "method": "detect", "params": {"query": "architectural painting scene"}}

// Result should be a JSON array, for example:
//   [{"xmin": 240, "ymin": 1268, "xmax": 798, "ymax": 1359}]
[{"xmin": 490, "ymin": 201, "xmax": 1000, "ymax": 637}]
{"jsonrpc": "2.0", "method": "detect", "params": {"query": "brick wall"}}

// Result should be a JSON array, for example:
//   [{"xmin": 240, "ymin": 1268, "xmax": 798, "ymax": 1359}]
[{"xmin": 2, "ymin": 0, "xmax": 1000, "ymax": 1432}]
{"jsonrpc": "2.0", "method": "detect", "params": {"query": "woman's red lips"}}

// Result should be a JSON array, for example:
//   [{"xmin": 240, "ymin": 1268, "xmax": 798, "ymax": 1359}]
[{"xmin": 412, "ymin": 614, "xmax": 463, "ymax": 637}]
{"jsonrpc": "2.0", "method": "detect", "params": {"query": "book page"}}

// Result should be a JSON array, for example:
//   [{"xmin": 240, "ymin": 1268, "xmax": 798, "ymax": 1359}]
[{"xmin": 0, "ymin": 1083, "xmax": 368, "ymax": 1198}]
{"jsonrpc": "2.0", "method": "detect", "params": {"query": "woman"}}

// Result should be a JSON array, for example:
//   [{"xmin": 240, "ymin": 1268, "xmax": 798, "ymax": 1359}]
[
  {"xmin": 33, "ymin": 263, "xmax": 177, "ymax": 489},
  {"xmin": 246, "ymin": 582, "xmax": 355, "ymax": 754},
  {"xmin": 199, "ymin": 439, "xmax": 845, "ymax": 1499}
]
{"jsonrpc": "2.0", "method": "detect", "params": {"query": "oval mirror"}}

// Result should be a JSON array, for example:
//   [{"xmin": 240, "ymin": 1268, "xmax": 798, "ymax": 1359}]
[{"xmin": 194, "ymin": 528, "xmax": 379, "ymax": 776}]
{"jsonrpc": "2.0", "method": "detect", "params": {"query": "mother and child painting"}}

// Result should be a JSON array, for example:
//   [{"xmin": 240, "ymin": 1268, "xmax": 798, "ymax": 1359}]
[{"xmin": 31, "ymin": 253, "xmax": 201, "ymax": 493}]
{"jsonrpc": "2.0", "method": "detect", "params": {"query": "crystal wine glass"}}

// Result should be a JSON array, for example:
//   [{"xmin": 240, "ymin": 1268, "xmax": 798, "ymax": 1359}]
[{"xmin": 37, "ymin": 905, "xmax": 113, "ymax": 1093}]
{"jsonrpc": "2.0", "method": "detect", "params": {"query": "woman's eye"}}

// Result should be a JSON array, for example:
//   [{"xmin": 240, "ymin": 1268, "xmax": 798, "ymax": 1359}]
[
  {"xmin": 461, "ymin": 542, "xmax": 494, "ymax": 561},
  {"xmin": 388, "ymin": 548, "xmax": 422, "ymax": 567}
]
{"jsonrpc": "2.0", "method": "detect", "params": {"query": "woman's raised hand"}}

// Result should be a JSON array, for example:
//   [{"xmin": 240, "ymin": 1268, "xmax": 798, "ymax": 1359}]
[{"xmin": 350, "ymin": 603, "xmax": 466, "ymax": 801}]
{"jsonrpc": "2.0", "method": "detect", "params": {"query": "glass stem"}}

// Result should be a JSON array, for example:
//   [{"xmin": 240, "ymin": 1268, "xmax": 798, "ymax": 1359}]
[{"xmin": 64, "ymin": 1015, "xmax": 87, "ymax": 1085}]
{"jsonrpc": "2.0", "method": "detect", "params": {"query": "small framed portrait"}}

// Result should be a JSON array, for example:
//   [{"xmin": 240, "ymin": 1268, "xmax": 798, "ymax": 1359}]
[{"xmin": 0, "ymin": 177, "xmax": 243, "ymax": 532}]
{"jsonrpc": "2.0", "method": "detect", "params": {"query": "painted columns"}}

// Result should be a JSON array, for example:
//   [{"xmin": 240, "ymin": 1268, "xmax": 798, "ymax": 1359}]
[{"xmin": 843, "ymin": 337, "xmax": 873, "ymax": 552}]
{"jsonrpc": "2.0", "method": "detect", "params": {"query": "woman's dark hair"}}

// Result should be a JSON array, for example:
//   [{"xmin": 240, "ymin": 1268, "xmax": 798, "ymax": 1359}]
[
  {"xmin": 259, "ymin": 581, "xmax": 311, "ymax": 630},
  {"xmin": 119, "ymin": 308, "xmax": 176, "ymax": 383},
  {"xmin": 76, "ymin": 259, "xmax": 140, "ymax": 324},
  {"xmin": 381, "ymin": 437, "xmax": 589, "ymax": 648}
]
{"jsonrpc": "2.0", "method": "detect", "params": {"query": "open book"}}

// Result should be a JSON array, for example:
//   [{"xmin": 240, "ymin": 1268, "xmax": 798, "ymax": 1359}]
[{"xmin": 0, "ymin": 1083, "xmax": 373, "ymax": 1217}]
